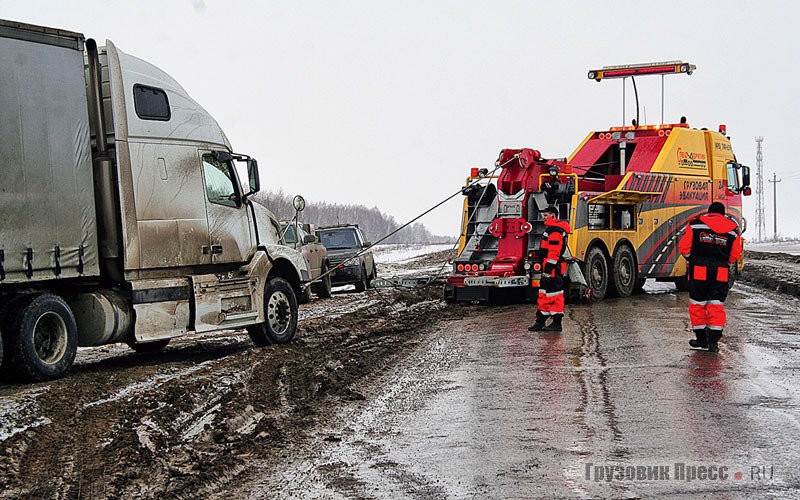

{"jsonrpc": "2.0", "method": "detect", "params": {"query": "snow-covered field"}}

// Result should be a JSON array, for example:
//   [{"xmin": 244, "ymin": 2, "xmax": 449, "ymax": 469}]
[
  {"xmin": 372, "ymin": 243, "xmax": 455, "ymax": 263},
  {"xmin": 746, "ymin": 240, "xmax": 800, "ymax": 255}
]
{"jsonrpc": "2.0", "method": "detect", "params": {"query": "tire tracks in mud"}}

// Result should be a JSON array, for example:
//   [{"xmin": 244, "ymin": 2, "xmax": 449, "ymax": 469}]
[{"xmin": 0, "ymin": 286, "xmax": 469, "ymax": 499}]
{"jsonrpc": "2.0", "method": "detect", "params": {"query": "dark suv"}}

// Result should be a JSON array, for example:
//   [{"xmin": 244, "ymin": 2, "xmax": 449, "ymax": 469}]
[{"xmin": 317, "ymin": 224, "xmax": 377, "ymax": 292}]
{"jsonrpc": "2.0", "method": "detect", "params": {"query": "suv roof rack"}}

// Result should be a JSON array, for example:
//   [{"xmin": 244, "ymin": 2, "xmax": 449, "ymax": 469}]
[{"xmin": 317, "ymin": 223, "xmax": 360, "ymax": 230}]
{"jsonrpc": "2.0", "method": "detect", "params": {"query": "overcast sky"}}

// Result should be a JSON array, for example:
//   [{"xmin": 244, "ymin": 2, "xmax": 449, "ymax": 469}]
[{"xmin": 3, "ymin": 1, "xmax": 798, "ymax": 238}]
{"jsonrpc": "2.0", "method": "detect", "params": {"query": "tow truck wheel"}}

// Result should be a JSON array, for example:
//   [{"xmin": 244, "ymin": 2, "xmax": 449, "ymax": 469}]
[
  {"xmin": 610, "ymin": 246, "xmax": 636, "ymax": 298},
  {"xmin": 248, "ymin": 277, "xmax": 298, "ymax": 346},
  {"xmin": 584, "ymin": 247, "xmax": 609, "ymax": 301},
  {"xmin": 5, "ymin": 293, "xmax": 77, "ymax": 382}
]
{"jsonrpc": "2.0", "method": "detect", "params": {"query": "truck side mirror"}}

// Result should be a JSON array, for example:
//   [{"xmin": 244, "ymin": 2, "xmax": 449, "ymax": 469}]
[
  {"xmin": 741, "ymin": 165, "xmax": 751, "ymax": 189},
  {"xmin": 246, "ymin": 158, "xmax": 260, "ymax": 196},
  {"xmin": 302, "ymin": 234, "xmax": 316, "ymax": 244},
  {"xmin": 292, "ymin": 195, "xmax": 306, "ymax": 212}
]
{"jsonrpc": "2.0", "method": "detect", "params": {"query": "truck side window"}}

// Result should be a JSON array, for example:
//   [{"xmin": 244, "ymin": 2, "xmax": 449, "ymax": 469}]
[
  {"xmin": 133, "ymin": 84, "xmax": 171, "ymax": 121},
  {"xmin": 282, "ymin": 225, "xmax": 297, "ymax": 244},
  {"xmin": 202, "ymin": 155, "xmax": 239, "ymax": 207}
]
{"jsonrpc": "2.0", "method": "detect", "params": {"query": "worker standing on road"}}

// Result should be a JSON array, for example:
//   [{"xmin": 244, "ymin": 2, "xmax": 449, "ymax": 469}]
[
  {"xmin": 678, "ymin": 202, "xmax": 743, "ymax": 352},
  {"xmin": 529, "ymin": 206, "xmax": 571, "ymax": 332}
]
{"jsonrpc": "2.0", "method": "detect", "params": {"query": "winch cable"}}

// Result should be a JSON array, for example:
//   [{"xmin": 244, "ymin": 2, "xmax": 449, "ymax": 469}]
[{"xmin": 301, "ymin": 155, "xmax": 517, "ymax": 292}]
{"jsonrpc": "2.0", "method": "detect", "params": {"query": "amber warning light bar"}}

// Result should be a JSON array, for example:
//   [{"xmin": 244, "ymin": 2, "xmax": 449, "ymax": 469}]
[{"xmin": 588, "ymin": 61, "xmax": 695, "ymax": 81}]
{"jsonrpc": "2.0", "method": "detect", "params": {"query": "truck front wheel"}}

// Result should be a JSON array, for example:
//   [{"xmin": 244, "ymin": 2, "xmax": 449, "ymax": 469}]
[
  {"xmin": 248, "ymin": 277, "xmax": 298, "ymax": 346},
  {"xmin": 584, "ymin": 247, "xmax": 609, "ymax": 301},
  {"xmin": 6, "ymin": 293, "xmax": 77, "ymax": 382}
]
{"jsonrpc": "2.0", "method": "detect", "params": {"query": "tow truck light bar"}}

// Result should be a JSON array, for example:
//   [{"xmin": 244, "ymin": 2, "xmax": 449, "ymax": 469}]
[{"xmin": 588, "ymin": 61, "xmax": 695, "ymax": 81}]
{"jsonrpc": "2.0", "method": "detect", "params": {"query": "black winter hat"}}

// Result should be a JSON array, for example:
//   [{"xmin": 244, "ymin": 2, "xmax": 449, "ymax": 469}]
[
  {"xmin": 708, "ymin": 202, "xmax": 726, "ymax": 215},
  {"xmin": 542, "ymin": 206, "xmax": 559, "ymax": 215}
]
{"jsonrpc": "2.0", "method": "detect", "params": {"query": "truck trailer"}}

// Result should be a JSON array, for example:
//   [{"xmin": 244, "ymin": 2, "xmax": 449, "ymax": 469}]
[
  {"xmin": 0, "ymin": 20, "xmax": 309, "ymax": 381},
  {"xmin": 445, "ymin": 62, "xmax": 751, "ymax": 303}
]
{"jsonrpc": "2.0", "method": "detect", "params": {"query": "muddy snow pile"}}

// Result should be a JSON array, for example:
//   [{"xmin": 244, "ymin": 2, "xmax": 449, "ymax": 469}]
[{"xmin": 741, "ymin": 250, "xmax": 800, "ymax": 297}]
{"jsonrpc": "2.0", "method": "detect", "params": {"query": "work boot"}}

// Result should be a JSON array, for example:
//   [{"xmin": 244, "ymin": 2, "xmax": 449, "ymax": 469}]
[
  {"xmin": 542, "ymin": 313, "xmax": 563, "ymax": 332},
  {"xmin": 689, "ymin": 328, "xmax": 708, "ymax": 349},
  {"xmin": 707, "ymin": 329, "xmax": 723, "ymax": 352},
  {"xmin": 528, "ymin": 311, "xmax": 547, "ymax": 331}
]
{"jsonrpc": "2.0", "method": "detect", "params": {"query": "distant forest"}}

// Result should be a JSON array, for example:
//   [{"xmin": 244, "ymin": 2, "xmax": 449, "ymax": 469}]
[{"xmin": 252, "ymin": 189, "xmax": 455, "ymax": 245}]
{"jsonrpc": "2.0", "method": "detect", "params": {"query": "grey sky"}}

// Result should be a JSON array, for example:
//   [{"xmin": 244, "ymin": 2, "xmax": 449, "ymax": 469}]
[{"xmin": 3, "ymin": 1, "xmax": 797, "ymax": 237}]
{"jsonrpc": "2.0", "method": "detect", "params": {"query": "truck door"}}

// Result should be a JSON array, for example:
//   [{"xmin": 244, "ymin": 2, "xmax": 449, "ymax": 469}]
[{"xmin": 200, "ymin": 153, "xmax": 255, "ymax": 264}]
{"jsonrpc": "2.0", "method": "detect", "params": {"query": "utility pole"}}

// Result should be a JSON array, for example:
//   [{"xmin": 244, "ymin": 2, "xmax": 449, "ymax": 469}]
[
  {"xmin": 768, "ymin": 173, "xmax": 782, "ymax": 240},
  {"xmin": 755, "ymin": 137, "xmax": 765, "ymax": 241}
]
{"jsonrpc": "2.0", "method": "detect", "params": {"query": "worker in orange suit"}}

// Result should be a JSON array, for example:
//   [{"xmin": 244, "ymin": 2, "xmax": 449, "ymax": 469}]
[
  {"xmin": 529, "ymin": 206, "xmax": 571, "ymax": 332},
  {"xmin": 678, "ymin": 202, "xmax": 743, "ymax": 352}
]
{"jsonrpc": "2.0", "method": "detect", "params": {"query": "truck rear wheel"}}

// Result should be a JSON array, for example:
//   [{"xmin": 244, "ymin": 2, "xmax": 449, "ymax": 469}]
[
  {"xmin": 584, "ymin": 247, "xmax": 609, "ymax": 301},
  {"xmin": 248, "ymin": 277, "xmax": 298, "ymax": 346},
  {"xmin": 610, "ymin": 246, "xmax": 637, "ymax": 298},
  {"xmin": 5, "ymin": 293, "xmax": 77, "ymax": 382}
]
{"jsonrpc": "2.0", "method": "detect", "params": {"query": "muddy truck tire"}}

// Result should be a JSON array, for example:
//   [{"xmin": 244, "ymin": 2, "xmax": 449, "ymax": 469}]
[
  {"xmin": 248, "ymin": 277, "xmax": 298, "ymax": 346},
  {"xmin": 3, "ymin": 293, "xmax": 78, "ymax": 382}
]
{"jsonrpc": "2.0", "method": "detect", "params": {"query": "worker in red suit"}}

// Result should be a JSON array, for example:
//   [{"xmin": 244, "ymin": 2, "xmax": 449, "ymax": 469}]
[
  {"xmin": 678, "ymin": 202, "xmax": 743, "ymax": 352},
  {"xmin": 529, "ymin": 205, "xmax": 571, "ymax": 332}
]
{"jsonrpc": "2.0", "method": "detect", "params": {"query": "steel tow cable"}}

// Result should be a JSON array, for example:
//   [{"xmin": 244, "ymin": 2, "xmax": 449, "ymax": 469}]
[{"xmin": 301, "ymin": 155, "xmax": 517, "ymax": 292}]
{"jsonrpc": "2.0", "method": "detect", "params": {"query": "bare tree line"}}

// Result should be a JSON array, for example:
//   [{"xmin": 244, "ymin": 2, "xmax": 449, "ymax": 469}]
[{"xmin": 252, "ymin": 189, "xmax": 454, "ymax": 244}]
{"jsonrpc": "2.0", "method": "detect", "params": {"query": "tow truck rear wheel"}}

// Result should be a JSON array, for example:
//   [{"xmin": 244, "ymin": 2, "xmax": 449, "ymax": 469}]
[
  {"xmin": 610, "ymin": 245, "xmax": 637, "ymax": 298},
  {"xmin": 584, "ymin": 247, "xmax": 609, "ymax": 301}
]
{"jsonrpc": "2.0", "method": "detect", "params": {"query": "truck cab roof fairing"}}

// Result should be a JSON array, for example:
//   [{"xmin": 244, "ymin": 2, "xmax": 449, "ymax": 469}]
[{"xmin": 105, "ymin": 40, "xmax": 231, "ymax": 149}]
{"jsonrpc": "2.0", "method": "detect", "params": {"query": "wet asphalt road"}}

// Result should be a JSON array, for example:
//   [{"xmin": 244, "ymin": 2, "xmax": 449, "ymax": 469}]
[{"xmin": 250, "ymin": 282, "xmax": 800, "ymax": 499}]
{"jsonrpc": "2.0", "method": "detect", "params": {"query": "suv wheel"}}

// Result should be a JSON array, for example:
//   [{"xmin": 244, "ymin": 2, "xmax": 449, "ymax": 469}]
[{"xmin": 354, "ymin": 265, "xmax": 368, "ymax": 292}]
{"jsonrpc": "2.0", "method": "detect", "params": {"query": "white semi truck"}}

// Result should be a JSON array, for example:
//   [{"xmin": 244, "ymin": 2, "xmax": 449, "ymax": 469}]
[{"xmin": 0, "ymin": 19, "xmax": 309, "ymax": 381}]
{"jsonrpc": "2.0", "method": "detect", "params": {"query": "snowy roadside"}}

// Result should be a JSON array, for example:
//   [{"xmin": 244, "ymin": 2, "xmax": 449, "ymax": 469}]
[
  {"xmin": 746, "ymin": 241, "xmax": 800, "ymax": 256},
  {"xmin": 741, "ymin": 249, "xmax": 800, "ymax": 297}
]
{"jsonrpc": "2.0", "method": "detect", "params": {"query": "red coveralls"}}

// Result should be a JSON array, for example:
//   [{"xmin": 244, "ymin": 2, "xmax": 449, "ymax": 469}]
[
  {"xmin": 538, "ymin": 217, "xmax": 572, "ymax": 317},
  {"xmin": 678, "ymin": 213, "xmax": 743, "ymax": 346}
]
